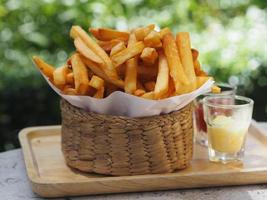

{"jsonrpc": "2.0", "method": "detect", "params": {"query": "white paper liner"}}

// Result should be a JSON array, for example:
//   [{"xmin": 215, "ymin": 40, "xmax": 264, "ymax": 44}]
[{"xmin": 43, "ymin": 73, "xmax": 213, "ymax": 117}]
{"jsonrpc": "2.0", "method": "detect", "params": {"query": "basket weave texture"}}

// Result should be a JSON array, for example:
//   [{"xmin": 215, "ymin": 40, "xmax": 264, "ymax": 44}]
[{"xmin": 61, "ymin": 99, "xmax": 193, "ymax": 176}]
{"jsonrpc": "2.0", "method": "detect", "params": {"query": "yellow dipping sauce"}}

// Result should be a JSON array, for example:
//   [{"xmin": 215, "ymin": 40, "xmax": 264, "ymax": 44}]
[{"xmin": 207, "ymin": 115, "xmax": 247, "ymax": 153}]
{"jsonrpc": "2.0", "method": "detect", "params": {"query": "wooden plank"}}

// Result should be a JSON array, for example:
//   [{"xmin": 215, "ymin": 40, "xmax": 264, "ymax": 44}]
[{"xmin": 19, "ymin": 124, "xmax": 267, "ymax": 198}]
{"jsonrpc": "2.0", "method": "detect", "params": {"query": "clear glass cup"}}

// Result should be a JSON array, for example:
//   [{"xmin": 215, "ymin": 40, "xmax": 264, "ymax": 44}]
[
  {"xmin": 194, "ymin": 83, "xmax": 236, "ymax": 146},
  {"xmin": 203, "ymin": 95, "xmax": 254, "ymax": 163}
]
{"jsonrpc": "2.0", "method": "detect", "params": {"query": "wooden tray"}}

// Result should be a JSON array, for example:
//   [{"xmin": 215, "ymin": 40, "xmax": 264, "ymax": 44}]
[{"xmin": 19, "ymin": 123, "xmax": 267, "ymax": 198}]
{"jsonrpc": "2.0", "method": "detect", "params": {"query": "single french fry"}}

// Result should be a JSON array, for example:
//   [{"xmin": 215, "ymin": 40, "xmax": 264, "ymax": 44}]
[
  {"xmin": 53, "ymin": 65, "xmax": 68, "ymax": 88},
  {"xmin": 74, "ymin": 37, "xmax": 104, "ymax": 64},
  {"xmin": 32, "ymin": 56, "xmax": 55, "ymax": 80},
  {"xmin": 144, "ymin": 81, "xmax": 156, "ymax": 92},
  {"xmin": 159, "ymin": 27, "xmax": 171, "ymax": 39},
  {"xmin": 80, "ymin": 55, "xmax": 124, "ymax": 88},
  {"xmin": 66, "ymin": 72, "xmax": 74, "ymax": 85},
  {"xmin": 71, "ymin": 53, "xmax": 90, "ymax": 95},
  {"xmin": 110, "ymin": 42, "xmax": 126, "ymax": 57},
  {"xmin": 154, "ymin": 52, "xmax": 169, "ymax": 99},
  {"xmin": 134, "ymin": 89, "xmax": 146, "ymax": 96},
  {"xmin": 144, "ymin": 30, "xmax": 162, "ymax": 48},
  {"xmin": 191, "ymin": 48, "xmax": 199, "ymax": 61},
  {"xmin": 70, "ymin": 26, "xmax": 118, "ymax": 79},
  {"xmin": 124, "ymin": 58, "xmax": 137, "ymax": 94},
  {"xmin": 111, "ymin": 41, "xmax": 145, "ymax": 67},
  {"xmin": 124, "ymin": 33, "xmax": 138, "ymax": 94},
  {"xmin": 89, "ymin": 75, "xmax": 104, "ymax": 90},
  {"xmin": 89, "ymin": 28, "xmax": 129, "ymax": 41},
  {"xmin": 141, "ymin": 91, "xmax": 155, "ymax": 100},
  {"xmin": 94, "ymin": 86, "xmax": 104, "ymax": 98},
  {"xmin": 134, "ymin": 24, "xmax": 155, "ymax": 41},
  {"xmin": 97, "ymin": 39, "xmax": 123, "ymax": 51},
  {"xmin": 162, "ymin": 33, "xmax": 189, "ymax": 92},
  {"xmin": 212, "ymin": 85, "xmax": 221, "ymax": 93},
  {"xmin": 176, "ymin": 32, "xmax": 197, "ymax": 92},
  {"xmin": 140, "ymin": 47, "xmax": 158, "ymax": 65}
]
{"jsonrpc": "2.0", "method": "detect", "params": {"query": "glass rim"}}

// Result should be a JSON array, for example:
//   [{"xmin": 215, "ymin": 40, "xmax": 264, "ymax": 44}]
[{"xmin": 203, "ymin": 95, "xmax": 254, "ymax": 109}]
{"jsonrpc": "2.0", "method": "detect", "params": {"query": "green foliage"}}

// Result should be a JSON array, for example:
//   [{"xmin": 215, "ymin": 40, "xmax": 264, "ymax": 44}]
[{"xmin": 0, "ymin": 0, "xmax": 267, "ymax": 151}]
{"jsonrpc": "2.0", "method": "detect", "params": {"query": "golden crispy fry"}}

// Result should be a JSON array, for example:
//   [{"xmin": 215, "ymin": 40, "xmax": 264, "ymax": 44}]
[
  {"xmin": 70, "ymin": 26, "xmax": 118, "ymax": 79},
  {"xmin": 110, "ymin": 42, "xmax": 126, "ymax": 57},
  {"xmin": 140, "ymin": 47, "xmax": 158, "ymax": 65},
  {"xmin": 80, "ymin": 55, "xmax": 124, "ymax": 88},
  {"xmin": 176, "ymin": 32, "xmax": 197, "ymax": 92},
  {"xmin": 74, "ymin": 37, "xmax": 104, "ymax": 64},
  {"xmin": 144, "ymin": 30, "xmax": 162, "ymax": 48},
  {"xmin": 94, "ymin": 86, "xmax": 104, "ymax": 98},
  {"xmin": 89, "ymin": 28, "xmax": 129, "ymax": 41},
  {"xmin": 89, "ymin": 75, "xmax": 104, "ymax": 90},
  {"xmin": 32, "ymin": 56, "xmax": 55, "ymax": 81},
  {"xmin": 124, "ymin": 33, "xmax": 138, "ymax": 94},
  {"xmin": 111, "ymin": 41, "xmax": 145, "ymax": 67},
  {"xmin": 191, "ymin": 48, "xmax": 199, "ymax": 61},
  {"xmin": 166, "ymin": 77, "xmax": 176, "ymax": 97},
  {"xmin": 53, "ymin": 65, "xmax": 68, "ymax": 88},
  {"xmin": 66, "ymin": 72, "xmax": 74, "ymax": 85},
  {"xmin": 141, "ymin": 91, "xmax": 155, "ymax": 100},
  {"xmin": 163, "ymin": 33, "xmax": 189, "ymax": 93},
  {"xmin": 159, "ymin": 27, "xmax": 171, "ymax": 39},
  {"xmin": 134, "ymin": 89, "xmax": 146, "ymax": 96},
  {"xmin": 97, "ymin": 39, "xmax": 123, "ymax": 51},
  {"xmin": 125, "ymin": 58, "xmax": 137, "ymax": 94},
  {"xmin": 154, "ymin": 52, "xmax": 169, "ymax": 99},
  {"xmin": 144, "ymin": 81, "xmax": 156, "ymax": 92},
  {"xmin": 212, "ymin": 85, "xmax": 221, "ymax": 93},
  {"xmin": 71, "ymin": 53, "xmax": 90, "ymax": 95},
  {"xmin": 134, "ymin": 24, "xmax": 155, "ymax": 41}
]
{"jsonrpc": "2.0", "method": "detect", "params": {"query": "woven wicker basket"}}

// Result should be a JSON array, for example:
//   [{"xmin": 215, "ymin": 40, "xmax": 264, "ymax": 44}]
[{"xmin": 61, "ymin": 99, "xmax": 193, "ymax": 176}]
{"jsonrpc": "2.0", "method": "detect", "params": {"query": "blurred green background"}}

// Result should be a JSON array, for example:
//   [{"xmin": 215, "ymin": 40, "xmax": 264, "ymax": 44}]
[{"xmin": 0, "ymin": 0, "xmax": 267, "ymax": 152}]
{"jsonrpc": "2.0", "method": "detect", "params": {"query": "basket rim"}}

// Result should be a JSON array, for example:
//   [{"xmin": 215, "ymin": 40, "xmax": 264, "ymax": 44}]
[{"xmin": 61, "ymin": 99, "xmax": 193, "ymax": 120}]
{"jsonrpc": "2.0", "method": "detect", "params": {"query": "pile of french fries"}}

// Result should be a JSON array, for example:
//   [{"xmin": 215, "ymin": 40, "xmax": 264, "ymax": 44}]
[{"xmin": 33, "ymin": 24, "xmax": 220, "ymax": 99}]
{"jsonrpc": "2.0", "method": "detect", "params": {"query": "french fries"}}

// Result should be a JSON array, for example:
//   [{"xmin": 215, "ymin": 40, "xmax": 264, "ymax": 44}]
[
  {"xmin": 70, "ymin": 26, "xmax": 119, "ymax": 80},
  {"xmin": 34, "ymin": 24, "xmax": 219, "ymax": 99},
  {"xmin": 110, "ymin": 42, "xmax": 126, "ymax": 57},
  {"xmin": 154, "ymin": 52, "xmax": 169, "ymax": 99},
  {"xmin": 71, "ymin": 53, "xmax": 90, "ymax": 95},
  {"xmin": 111, "ymin": 41, "xmax": 145, "ymax": 67},
  {"xmin": 124, "ymin": 33, "xmax": 137, "ymax": 94},
  {"xmin": 32, "ymin": 56, "xmax": 55, "ymax": 80},
  {"xmin": 162, "ymin": 33, "xmax": 189, "ymax": 93},
  {"xmin": 53, "ymin": 65, "xmax": 68, "ymax": 88},
  {"xmin": 89, "ymin": 75, "xmax": 104, "ymax": 90},
  {"xmin": 159, "ymin": 27, "xmax": 171, "ymax": 39},
  {"xmin": 140, "ymin": 47, "xmax": 158, "ymax": 65},
  {"xmin": 144, "ymin": 30, "xmax": 162, "ymax": 48},
  {"xmin": 134, "ymin": 24, "xmax": 155, "ymax": 41},
  {"xmin": 97, "ymin": 39, "xmax": 123, "ymax": 51},
  {"xmin": 74, "ymin": 37, "xmax": 104, "ymax": 64},
  {"xmin": 176, "ymin": 32, "xmax": 197, "ymax": 92},
  {"xmin": 89, "ymin": 28, "xmax": 129, "ymax": 41}
]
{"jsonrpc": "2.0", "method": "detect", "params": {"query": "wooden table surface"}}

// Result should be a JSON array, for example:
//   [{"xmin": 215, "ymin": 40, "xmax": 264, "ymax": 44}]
[{"xmin": 1, "ymin": 123, "xmax": 267, "ymax": 200}]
